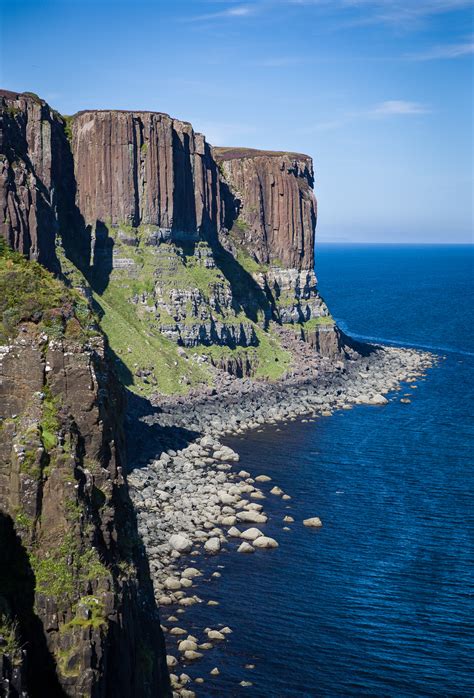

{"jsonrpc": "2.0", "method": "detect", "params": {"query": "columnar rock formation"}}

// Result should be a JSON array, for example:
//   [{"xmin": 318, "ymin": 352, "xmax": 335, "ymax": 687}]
[
  {"xmin": 72, "ymin": 110, "xmax": 223, "ymax": 239},
  {"xmin": 214, "ymin": 147, "xmax": 317, "ymax": 270},
  {"xmin": 0, "ymin": 90, "xmax": 72, "ymax": 269}
]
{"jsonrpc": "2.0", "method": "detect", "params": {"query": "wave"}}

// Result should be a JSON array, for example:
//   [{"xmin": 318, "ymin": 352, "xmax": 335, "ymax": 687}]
[{"xmin": 336, "ymin": 319, "xmax": 474, "ymax": 358}]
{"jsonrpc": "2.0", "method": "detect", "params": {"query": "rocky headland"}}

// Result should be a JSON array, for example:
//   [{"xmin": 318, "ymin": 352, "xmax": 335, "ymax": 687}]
[{"xmin": 0, "ymin": 89, "xmax": 436, "ymax": 696}]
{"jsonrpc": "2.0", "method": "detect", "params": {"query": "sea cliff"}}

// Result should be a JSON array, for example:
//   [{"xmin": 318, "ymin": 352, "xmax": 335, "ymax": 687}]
[{"xmin": 0, "ymin": 89, "xmax": 434, "ymax": 696}]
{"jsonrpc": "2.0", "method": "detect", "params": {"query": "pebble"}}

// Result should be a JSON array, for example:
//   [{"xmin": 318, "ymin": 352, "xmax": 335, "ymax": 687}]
[
  {"xmin": 255, "ymin": 475, "xmax": 272, "ymax": 482},
  {"xmin": 210, "ymin": 668, "xmax": 220, "ymax": 676}
]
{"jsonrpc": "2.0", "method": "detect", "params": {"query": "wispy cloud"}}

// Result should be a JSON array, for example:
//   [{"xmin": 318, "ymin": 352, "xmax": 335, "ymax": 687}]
[
  {"xmin": 184, "ymin": 3, "xmax": 255, "ymax": 22},
  {"xmin": 289, "ymin": 0, "xmax": 473, "ymax": 27},
  {"xmin": 370, "ymin": 100, "xmax": 431, "ymax": 115},
  {"xmin": 306, "ymin": 99, "xmax": 432, "ymax": 131},
  {"xmin": 407, "ymin": 38, "xmax": 474, "ymax": 60}
]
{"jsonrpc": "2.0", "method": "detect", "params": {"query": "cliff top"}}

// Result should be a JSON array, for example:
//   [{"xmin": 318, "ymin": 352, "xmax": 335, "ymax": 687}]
[
  {"xmin": 74, "ymin": 108, "xmax": 193, "ymax": 127},
  {"xmin": 213, "ymin": 146, "xmax": 311, "ymax": 162},
  {"xmin": 0, "ymin": 89, "xmax": 45, "ymax": 104}
]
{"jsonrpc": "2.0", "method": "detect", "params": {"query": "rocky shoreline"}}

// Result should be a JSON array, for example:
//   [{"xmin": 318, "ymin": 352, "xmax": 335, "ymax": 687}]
[{"xmin": 126, "ymin": 343, "xmax": 436, "ymax": 696}]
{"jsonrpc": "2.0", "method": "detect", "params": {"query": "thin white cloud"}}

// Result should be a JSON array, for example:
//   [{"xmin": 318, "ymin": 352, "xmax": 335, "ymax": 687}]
[
  {"xmin": 407, "ymin": 39, "xmax": 474, "ymax": 60},
  {"xmin": 289, "ymin": 0, "xmax": 473, "ymax": 26},
  {"xmin": 304, "ymin": 99, "xmax": 432, "ymax": 131},
  {"xmin": 370, "ymin": 100, "xmax": 431, "ymax": 115},
  {"xmin": 184, "ymin": 4, "xmax": 255, "ymax": 22}
]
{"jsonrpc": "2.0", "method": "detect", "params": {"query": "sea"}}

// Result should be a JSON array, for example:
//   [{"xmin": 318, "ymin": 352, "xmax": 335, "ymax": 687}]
[{"xmin": 178, "ymin": 244, "xmax": 474, "ymax": 697}]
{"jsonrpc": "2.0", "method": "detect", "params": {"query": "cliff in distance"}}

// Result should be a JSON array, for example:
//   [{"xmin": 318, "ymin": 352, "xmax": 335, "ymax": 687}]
[{"xmin": 0, "ymin": 88, "xmax": 351, "ymax": 695}]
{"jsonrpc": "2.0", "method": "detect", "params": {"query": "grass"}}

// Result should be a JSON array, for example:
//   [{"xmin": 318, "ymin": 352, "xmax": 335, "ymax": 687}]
[
  {"xmin": 30, "ymin": 534, "xmax": 109, "ymax": 608},
  {"xmin": 40, "ymin": 387, "xmax": 60, "ymax": 451},
  {"xmin": 299, "ymin": 315, "xmax": 334, "ymax": 330},
  {"xmin": 0, "ymin": 238, "xmax": 97, "ymax": 344},
  {"xmin": 0, "ymin": 614, "xmax": 22, "ymax": 662},
  {"xmin": 95, "ymin": 286, "xmax": 209, "ymax": 395},
  {"xmin": 198, "ymin": 324, "xmax": 291, "ymax": 381},
  {"xmin": 62, "ymin": 114, "xmax": 74, "ymax": 142}
]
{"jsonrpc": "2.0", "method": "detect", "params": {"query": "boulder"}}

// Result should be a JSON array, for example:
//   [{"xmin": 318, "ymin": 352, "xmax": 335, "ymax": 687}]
[{"xmin": 303, "ymin": 517, "xmax": 323, "ymax": 528}]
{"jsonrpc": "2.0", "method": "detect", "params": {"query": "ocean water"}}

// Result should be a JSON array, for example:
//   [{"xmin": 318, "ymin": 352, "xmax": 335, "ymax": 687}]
[{"xmin": 176, "ymin": 244, "xmax": 474, "ymax": 697}]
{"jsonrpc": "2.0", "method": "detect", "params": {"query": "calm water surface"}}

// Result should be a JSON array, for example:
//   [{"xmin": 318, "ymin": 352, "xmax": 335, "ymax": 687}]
[{"xmin": 178, "ymin": 245, "xmax": 474, "ymax": 697}]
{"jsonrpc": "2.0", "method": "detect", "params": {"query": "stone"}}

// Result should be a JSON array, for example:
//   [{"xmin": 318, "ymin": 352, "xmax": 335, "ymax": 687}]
[
  {"xmin": 240, "ymin": 527, "xmax": 264, "ymax": 541},
  {"xmin": 181, "ymin": 567, "xmax": 201, "ymax": 579},
  {"xmin": 303, "ymin": 517, "xmax": 323, "ymax": 528},
  {"xmin": 169, "ymin": 627, "xmax": 187, "ymax": 636},
  {"xmin": 283, "ymin": 515, "xmax": 294, "ymax": 523},
  {"xmin": 236, "ymin": 511, "xmax": 268, "ymax": 524},
  {"xmin": 237, "ymin": 542, "xmax": 255, "ymax": 554},
  {"xmin": 210, "ymin": 668, "xmax": 220, "ymax": 676},
  {"xmin": 166, "ymin": 655, "xmax": 178, "ymax": 668},
  {"xmin": 207, "ymin": 630, "xmax": 226, "ymax": 641},
  {"xmin": 227, "ymin": 527, "xmax": 241, "ymax": 537},
  {"xmin": 255, "ymin": 475, "xmax": 272, "ymax": 482},
  {"xmin": 169, "ymin": 534, "xmax": 193, "ymax": 553},
  {"xmin": 204, "ymin": 537, "xmax": 221, "ymax": 554},
  {"xmin": 164, "ymin": 576, "xmax": 182, "ymax": 591},
  {"xmin": 178, "ymin": 640, "xmax": 198, "ymax": 652},
  {"xmin": 253, "ymin": 536, "xmax": 279, "ymax": 549}
]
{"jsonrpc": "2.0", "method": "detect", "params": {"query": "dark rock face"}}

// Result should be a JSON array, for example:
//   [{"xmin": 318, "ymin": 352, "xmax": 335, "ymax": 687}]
[
  {"xmin": 214, "ymin": 147, "xmax": 317, "ymax": 270},
  {"xmin": 0, "ymin": 327, "xmax": 170, "ymax": 697},
  {"xmin": 72, "ymin": 110, "xmax": 223, "ymax": 239},
  {"xmin": 0, "ymin": 90, "xmax": 76, "ymax": 271}
]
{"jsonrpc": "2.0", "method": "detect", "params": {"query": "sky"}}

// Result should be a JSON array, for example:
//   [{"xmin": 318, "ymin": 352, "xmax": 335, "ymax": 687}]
[{"xmin": 1, "ymin": 0, "xmax": 473, "ymax": 243}]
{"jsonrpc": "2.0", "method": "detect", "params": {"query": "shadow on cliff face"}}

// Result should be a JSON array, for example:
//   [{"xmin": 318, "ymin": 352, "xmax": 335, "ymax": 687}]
[
  {"xmin": 124, "ymin": 391, "xmax": 200, "ymax": 472},
  {"xmin": 0, "ymin": 513, "xmax": 66, "ymax": 698},
  {"xmin": 172, "ymin": 131, "xmax": 197, "ymax": 234}
]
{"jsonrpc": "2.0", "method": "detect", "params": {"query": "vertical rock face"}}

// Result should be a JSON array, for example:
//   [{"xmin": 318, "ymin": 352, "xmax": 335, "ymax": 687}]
[
  {"xmin": 0, "ymin": 90, "xmax": 74, "ymax": 270},
  {"xmin": 215, "ymin": 147, "xmax": 343, "ymax": 356},
  {"xmin": 0, "ymin": 252, "xmax": 170, "ymax": 697},
  {"xmin": 214, "ymin": 147, "xmax": 317, "ymax": 270},
  {"xmin": 72, "ymin": 110, "xmax": 223, "ymax": 239}
]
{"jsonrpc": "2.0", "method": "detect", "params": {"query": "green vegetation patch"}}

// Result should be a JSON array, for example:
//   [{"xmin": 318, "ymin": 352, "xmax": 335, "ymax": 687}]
[
  {"xmin": 0, "ymin": 614, "xmax": 22, "ymax": 662},
  {"xmin": 198, "ymin": 324, "xmax": 291, "ymax": 381},
  {"xmin": 30, "ymin": 534, "xmax": 109, "ymax": 608},
  {"xmin": 0, "ymin": 239, "xmax": 97, "ymax": 344},
  {"xmin": 299, "ymin": 315, "xmax": 334, "ymax": 330},
  {"xmin": 40, "ymin": 387, "xmax": 60, "ymax": 451}
]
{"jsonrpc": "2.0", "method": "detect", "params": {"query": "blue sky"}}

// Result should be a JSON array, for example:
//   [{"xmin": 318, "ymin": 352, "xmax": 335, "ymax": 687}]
[{"xmin": 1, "ymin": 0, "xmax": 472, "ymax": 242}]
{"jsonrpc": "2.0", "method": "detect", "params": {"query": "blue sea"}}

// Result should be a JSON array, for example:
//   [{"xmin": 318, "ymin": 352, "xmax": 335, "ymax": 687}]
[{"xmin": 179, "ymin": 244, "xmax": 474, "ymax": 697}]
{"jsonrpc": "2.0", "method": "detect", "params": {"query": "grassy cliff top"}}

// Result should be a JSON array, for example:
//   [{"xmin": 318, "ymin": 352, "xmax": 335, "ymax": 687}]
[{"xmin": 213, "ymin": 146, "xmax": 311, "ymax": 161}]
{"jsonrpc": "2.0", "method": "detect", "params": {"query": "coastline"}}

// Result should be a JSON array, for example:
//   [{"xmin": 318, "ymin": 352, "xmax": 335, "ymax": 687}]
[{"xmin": 126, "ymin": 343, "xmax": 436, "ymax": 694}]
